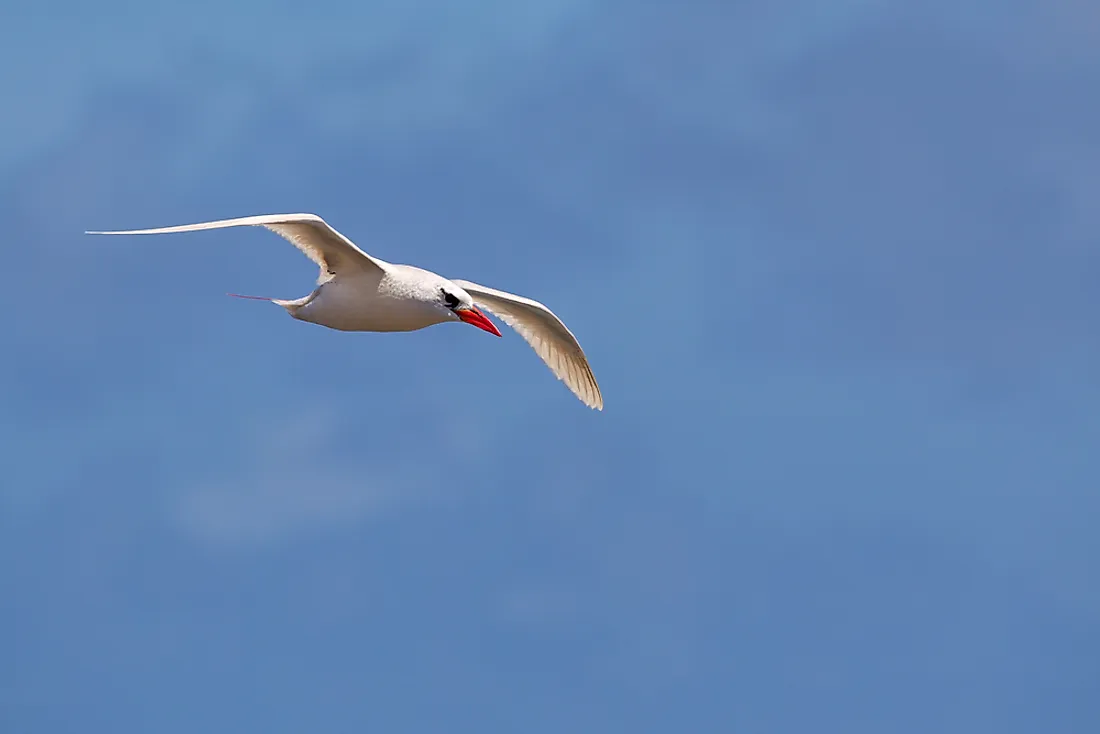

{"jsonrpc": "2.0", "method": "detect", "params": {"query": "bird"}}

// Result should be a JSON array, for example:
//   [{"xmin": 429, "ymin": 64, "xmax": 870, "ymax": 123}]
[{"xmin": 85, "ymin": 213, "xmax": 603, "ymax": 410}]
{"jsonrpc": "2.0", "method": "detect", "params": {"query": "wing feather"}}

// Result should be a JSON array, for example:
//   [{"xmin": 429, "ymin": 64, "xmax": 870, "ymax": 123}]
[
  {"xmin": 86, "ymin": 213, "xmax": 387, "ymax": 284},
  {"xmin": 451, "ymin": 279, "xmax": 603, "ymax": 410}
]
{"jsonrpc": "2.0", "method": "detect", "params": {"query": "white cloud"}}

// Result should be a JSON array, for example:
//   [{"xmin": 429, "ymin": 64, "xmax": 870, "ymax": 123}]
[
  {"xmin": 493, "ymin": 583, "xmax": 580, "ymax": 627},
  {"xmin": 177, "ymin": 468, "xmax": 400, "ymax": 550},
  {"xmin": 173, "ymin": 406, "xmax": 433, "ymax": 551}
]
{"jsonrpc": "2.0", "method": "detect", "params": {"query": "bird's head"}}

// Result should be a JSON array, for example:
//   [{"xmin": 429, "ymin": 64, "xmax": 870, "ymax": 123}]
[{"xmin": 437, "ymin": 282, "xmax": 502, "ymax": 337}]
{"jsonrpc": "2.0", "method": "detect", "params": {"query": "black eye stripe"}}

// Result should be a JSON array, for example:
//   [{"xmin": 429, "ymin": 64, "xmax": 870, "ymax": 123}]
[{"xmin": 442, "ymin": 289, "xmax": 460, "ymax": 308}]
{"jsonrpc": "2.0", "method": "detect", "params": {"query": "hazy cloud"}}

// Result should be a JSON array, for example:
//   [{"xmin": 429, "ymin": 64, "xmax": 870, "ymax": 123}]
[{"xmin": 174, "ymin": 407, "xmax": 429, "ymax": 550}]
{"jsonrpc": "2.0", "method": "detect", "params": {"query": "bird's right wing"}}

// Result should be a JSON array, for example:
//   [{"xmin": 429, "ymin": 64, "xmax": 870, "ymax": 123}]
[
  {"xmin": 86, "ymin": 213, "xmax": 387, "ymax": 284},
  {"xmin": 451, "ymin": 279, "xmax": 603, "ymax": 410}
]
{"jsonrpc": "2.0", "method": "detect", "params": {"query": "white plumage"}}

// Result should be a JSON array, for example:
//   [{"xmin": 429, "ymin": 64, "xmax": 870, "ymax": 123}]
[{"xmin": 86, "ymin": 213, "xmax": 603, "ymax": 410}]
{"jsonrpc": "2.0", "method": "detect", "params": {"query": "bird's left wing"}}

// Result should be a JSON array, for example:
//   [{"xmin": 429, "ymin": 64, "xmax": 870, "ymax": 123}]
[
  {"xmin": 451, "ymin": 279, "xmax": 603, "ymax": 410},
  {"xmin": 86, "ymin": 213, "xmax": 387, "ymax": 284}
]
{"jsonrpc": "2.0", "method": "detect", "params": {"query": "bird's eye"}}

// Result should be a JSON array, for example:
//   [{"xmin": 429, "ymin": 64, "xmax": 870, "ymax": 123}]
[{"xmin": 442, "ymin": 289, "xmax": 459, "ymax": 309}]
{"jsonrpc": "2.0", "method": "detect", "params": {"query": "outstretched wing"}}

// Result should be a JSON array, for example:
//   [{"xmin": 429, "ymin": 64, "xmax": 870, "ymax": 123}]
[
  {"xmin": 451, "ymin": 279, "xmax": 603, "ymax": 410},
  {"xmin": 86, "ymin": 213, "xmax": 387, "ymax": 284}
]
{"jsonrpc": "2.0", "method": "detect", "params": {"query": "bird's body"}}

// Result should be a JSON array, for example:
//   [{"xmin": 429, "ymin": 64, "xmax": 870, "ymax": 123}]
[
  {"xmin": 85, "ymin": 213, "xmax": 603, "ymax": 409},
  {"xmin": 284, "ymin": 266, "xmax": 449, "ymax": 333}
]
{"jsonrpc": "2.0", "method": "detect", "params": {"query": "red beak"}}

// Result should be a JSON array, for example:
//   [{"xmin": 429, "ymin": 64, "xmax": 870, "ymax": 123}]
[{"xmin": 456, "ymin": 306, "xmax": 502, "ymax": 337}]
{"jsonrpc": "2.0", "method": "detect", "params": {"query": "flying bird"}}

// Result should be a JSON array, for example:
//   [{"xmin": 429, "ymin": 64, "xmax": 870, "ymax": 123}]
[{"xmin": 86, "ymin": 213, "xmax": 602, "ymax": 410}]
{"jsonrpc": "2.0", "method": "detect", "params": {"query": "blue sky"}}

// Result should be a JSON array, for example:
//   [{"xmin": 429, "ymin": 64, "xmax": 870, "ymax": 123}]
[{"xmin": 1, "ymin": 1, "xmax": 1098, "ymax": 731}]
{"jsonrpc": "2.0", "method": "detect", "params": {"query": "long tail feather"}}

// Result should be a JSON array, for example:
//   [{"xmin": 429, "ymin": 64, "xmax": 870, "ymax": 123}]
[{"xmin": 226, "ymin": 292, "xmax": 273, "ymax": 301}]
